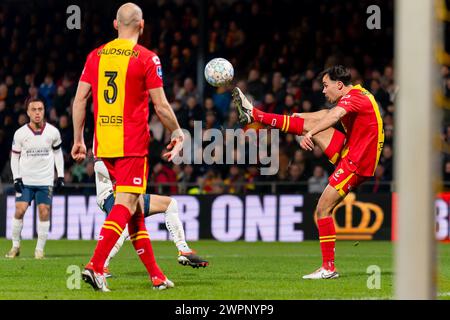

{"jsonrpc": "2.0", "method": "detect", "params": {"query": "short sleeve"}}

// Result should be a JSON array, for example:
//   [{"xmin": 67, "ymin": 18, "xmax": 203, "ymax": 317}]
[
  {"xmin": 80, "ymin": 50, "xmax": 95, "ymax": 84},
  {"xmin": 336, "ymin": 93, "xmax": 361, "ymax": 113},
  {"xmin": 11, "ymin": 131, "xmax": 21, "ymax": 153},
  {"xmin": 144, "ymin": 55, "xmax": 163, "ymax": 90},
  {"xmin": 52, "ymin": 129, "xmax": 62, "ymax": 149}
]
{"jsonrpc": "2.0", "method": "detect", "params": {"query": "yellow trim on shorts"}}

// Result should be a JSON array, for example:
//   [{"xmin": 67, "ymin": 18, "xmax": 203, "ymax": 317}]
[
  {"xmin": 116, "ymin": 185, "xmax": 146, "ymax": 194},
  {"xmin": 334, "ymin": 172, "xmax": 355, "ymax": 196}
]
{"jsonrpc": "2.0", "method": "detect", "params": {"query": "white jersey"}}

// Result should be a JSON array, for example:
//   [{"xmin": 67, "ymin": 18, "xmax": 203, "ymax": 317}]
[
  {"xmin": 94, "ymin": 160, "xmax": 114, "ymax": 209},
  {"xmin": 12, "ymin": 123, "xmax": 62, "ymax": 186}
]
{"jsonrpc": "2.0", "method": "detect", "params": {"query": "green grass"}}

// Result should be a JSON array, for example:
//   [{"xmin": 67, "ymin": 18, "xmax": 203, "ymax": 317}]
[{"xmin": 0, "ymin": 239, "xmax": 449, "ymax": 300}]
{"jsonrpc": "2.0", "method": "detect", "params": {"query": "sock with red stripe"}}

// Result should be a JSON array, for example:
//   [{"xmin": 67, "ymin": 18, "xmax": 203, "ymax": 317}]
[
  {"xmin": 90, "ymin": 204, "xmax": 131, "ymax": 273},
  {"xmin": 323, "ymin": 129, "xmax": 346, "ymax": 164},
  {"xmin": 128, "ymin": 211, "xmax": 165, "ymax": 280},
  {"xmin": 318, "ymin": 216, "xmax": 336, "ymax": 271},
  {"xmin": 252, "ymin": 108, "xmax": 304, "ymax": 135}
]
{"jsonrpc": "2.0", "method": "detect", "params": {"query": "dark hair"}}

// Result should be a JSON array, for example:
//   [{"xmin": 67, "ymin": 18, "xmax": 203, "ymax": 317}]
[
  {"xmin": 319, "ymin": 65, "xmax": 352, "ymax": 85},
  {"xmin": 26, "ymin": 98, "xmax": 45, "ymax": 109}
]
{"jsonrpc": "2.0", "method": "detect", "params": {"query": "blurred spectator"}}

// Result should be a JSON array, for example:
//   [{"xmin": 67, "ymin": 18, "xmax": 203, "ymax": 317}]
[
  {"xmin": 362, "ymin": 164, "xmax": 391, "ymax": 193},
  {"xmin": 370, "ymin": 78, "xmax": 390, "ymax": 111},
  {"xmin": 247, "ymin": 69, "xmax": 265, "ymax": 103},
  {"xmin": 308, "ymin": 165, "xmax": 328, "ymax": 194},
  {"xmin": 79, "ymin": 161, "xmax": 95, "ymax": 183},
  {"xmin": 152, "ymin": 161, "xmax": 177, "ymax": 195},
  {"xmin": 224, "ymin": 165, "xmax": 245, "ymax": 193},
  {"xmin": 212, "ymin": 86, "xmax": 232, "ymax": 119},
  {"xmin": 380, "ymin": 144, "xmax": 393, "ymax": 181},
  {"xmin": 53, "ymin": 85, "xmax": 71, "ymax": 117},
  {"xmin": 38, "ymin": 75, "xmax": 56, "ymax": 111},
  {"xmin": 444, "ymin": 161, "xmax": 450, "ymax": 188},
  {"xmin": 58, "ymin": 114, "xmax": 73, "ymax": 154}
]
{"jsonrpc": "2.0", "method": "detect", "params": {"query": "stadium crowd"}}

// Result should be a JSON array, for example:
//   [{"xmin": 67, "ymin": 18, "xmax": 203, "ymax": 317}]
[{"xmin": 0, "ymin": 0, "xmax": 447, "ymax": 194}]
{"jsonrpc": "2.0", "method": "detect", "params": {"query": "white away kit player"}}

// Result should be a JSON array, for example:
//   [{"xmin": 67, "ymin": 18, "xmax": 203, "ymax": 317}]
[{"xmin": 6, "ymin": 99, "xmax": 65, "ymax": 259}]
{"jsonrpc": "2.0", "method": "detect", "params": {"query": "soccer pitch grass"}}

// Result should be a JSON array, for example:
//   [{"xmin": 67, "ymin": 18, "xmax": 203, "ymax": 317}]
[{"xmin": 0, "ymin": 239, "xmax": 449, "ymax": 300}]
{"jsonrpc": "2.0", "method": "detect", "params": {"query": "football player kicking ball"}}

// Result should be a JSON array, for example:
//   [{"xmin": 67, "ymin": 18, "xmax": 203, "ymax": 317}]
[
  {"xmin": 94, "ymin": 159, "xmax": 208, "ymax": 278},
  {"xmin": 233, "ymin": 65, "xmax": 384, "ymax": 279}
]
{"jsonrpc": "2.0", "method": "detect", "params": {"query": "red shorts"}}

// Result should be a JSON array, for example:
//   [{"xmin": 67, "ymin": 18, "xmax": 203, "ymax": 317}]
[
  {"xmin": 102, "ymin": 156, "xmax": 148, "ymax": 194},
  {"xmin": 328, "ymin": 157, "xmax": 368, "ymax": 197}
]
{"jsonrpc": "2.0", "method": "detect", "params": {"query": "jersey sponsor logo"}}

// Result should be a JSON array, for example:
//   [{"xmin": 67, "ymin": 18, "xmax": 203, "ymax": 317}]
[
  {"xmin": 157, "ymin": 66, "xmax": 163, "ymax": 79},
  {"xmin": 98, "ymin": 115, "xmax": 123, "ymax": 126},
  {"xmin": 152, "ymin": 56, "xmax": 161, "ymax": 65},
  {"xmin": 97, "ymin": 48, "xmax": 139, "ymax": 58},
  {"xmin": 25, "ymin": 148, "xmax": 50, "ymax": 157},
  {"xmin": 343, "ymin": 94, "xmax": 351, "ymax": 99}
]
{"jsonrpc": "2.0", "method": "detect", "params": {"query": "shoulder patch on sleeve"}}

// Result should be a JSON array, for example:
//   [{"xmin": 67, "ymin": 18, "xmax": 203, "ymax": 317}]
[{"xmin": 152, "ymin": 56, "xmax": 161, "ymax": 65}]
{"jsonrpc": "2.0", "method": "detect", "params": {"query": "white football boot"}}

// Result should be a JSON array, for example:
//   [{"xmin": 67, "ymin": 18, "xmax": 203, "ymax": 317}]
[
  {"xmin": 302, "ymin": 267, "xmax": 339, "ymax": 280},
  {"xmin": 152, "ymin": 276, "xmax": 175, "ymax": 291},
  {"xmin": 82, "ymin": 267, "xmax": 110, "ymax": 292},
  {"xmin": 232, "ymin": 87, "xmax": 254, "ymax": 124},
  {"xmin": 5, "ymin": 247, "xmax": 20, "ymax": 258},
  {"xmin": 34, "ymin": 249, "xmax": 45, "ymax": 259}
]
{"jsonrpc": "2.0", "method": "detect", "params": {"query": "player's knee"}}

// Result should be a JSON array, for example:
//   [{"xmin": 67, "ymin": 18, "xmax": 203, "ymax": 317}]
[
  {"xmin": 15, "ymin": 204, "xmax": 28, "ymax": 219},
  {"xmin": 315, "ymin": 203, "xmax": 333, "ymax": 219},
  {"xmin": 38, "ymin": 205, "xmax": 50, "ymax": 220},
  {"xmin": 14, "ymin": 210, "xmax": 26, "ymax": 219}
]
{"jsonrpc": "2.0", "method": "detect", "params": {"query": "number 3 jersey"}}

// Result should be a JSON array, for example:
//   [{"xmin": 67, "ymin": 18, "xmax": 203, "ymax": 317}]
[
  {"xmin": 80, "ymin": 38, "xmax": 163, "ymax": 158},
  {"xmin": 11, "ymin": 123, "xmax": 62, "ymax": 186}
]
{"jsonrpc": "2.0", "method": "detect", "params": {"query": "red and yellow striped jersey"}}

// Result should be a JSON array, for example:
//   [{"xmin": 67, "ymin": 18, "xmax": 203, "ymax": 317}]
[
  {"xmin": 336, "ymin": 84, "xmax": 384, "ymax": 176},
  {"xmin": 80, "ymin": 38, "xmax": 163, "ymax": 157}
]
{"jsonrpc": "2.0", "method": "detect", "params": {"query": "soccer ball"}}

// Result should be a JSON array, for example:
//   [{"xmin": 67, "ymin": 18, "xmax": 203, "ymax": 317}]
[{"xmin": 204, "ymin": 58, "xmax": 234, "ymax": 87}]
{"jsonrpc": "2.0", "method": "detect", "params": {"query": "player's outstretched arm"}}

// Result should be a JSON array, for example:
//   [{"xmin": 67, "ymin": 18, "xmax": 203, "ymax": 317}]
[
  {"xmin": 301, "ymin": 107, "xmax": 347, "ymax": 151},
  {"xmin": 71, "ymin": 81, "xmax": 91, "ymax": 163},
  {"xmin": 150, "ymin": 87, "xmax": 184, "ymax": 161}
]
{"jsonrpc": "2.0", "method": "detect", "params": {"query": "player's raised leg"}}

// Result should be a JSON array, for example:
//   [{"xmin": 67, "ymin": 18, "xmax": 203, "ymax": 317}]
[
  {"xmin": 232, "ymin": 87, "xmax": 346, "ymax": 164},
  {"xmin": 5, "ymin": 200, "xmax": 28, "ymax": 258},
  {"xmin": 146, "ymin": 194, "xmax": 208, "ymax": 268}
]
